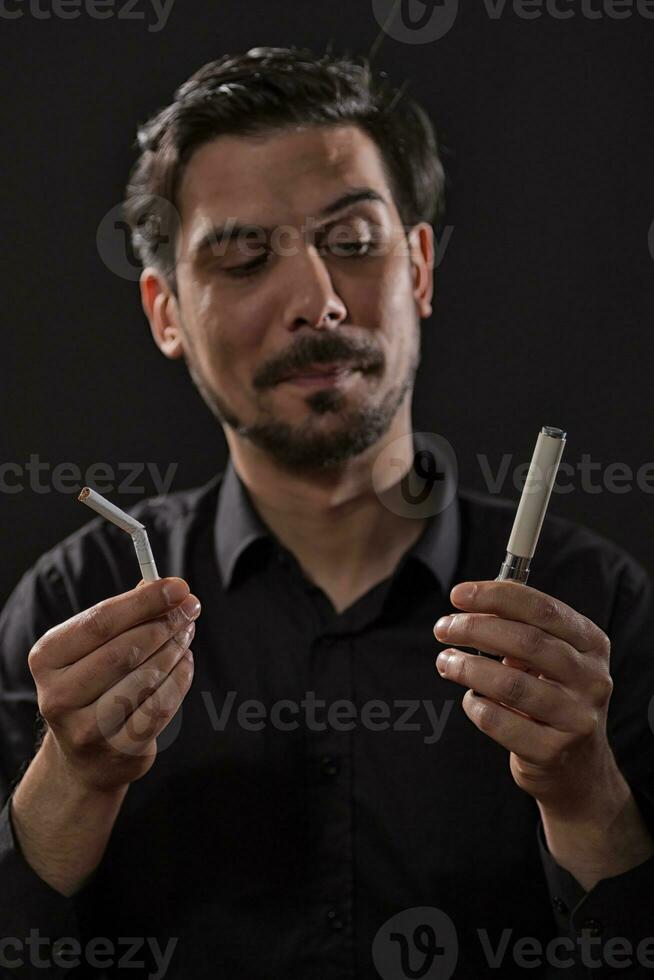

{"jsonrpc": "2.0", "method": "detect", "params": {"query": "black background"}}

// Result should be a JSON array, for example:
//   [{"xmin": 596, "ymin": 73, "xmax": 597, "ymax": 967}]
[{"xmin": 2, "ymin": 0, "xmax": 653, "ymax": 607}]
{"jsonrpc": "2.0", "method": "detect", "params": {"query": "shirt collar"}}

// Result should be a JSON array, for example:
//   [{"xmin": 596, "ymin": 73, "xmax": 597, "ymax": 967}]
[{"xmin": 214, "ymin": 431, "xmax": 460, "ymax": 596}]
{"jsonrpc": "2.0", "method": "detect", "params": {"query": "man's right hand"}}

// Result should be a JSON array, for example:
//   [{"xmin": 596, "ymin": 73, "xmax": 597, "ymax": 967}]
[{"xmin": 27, "ymin": 577, "xmax": 201, "ymax": 794}]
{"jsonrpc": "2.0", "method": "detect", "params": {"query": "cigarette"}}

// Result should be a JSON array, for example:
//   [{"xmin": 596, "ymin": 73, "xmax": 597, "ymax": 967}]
[
  {"xmin": 473, "ymin": 425, "xmax": 566, "ymax": 677},
  {"xmin": 78, "ymin": 487, "xmax": 160, "ymax": 582}
]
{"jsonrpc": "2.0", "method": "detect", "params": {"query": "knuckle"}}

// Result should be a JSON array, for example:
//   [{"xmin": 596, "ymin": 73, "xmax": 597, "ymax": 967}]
[
  {"xmin": 70, "ymin": 721, "xmax": 98, "ymax": 751},
  {"xmin": 519, "ymin": 626, "xmax": 544, "ymax": 657},
  {"xmin": 81, "ymin": 603, "xmax": 114, "ymax": 644},
  {"xmin": 38, "ymin": 693, "xmax": 64, "ymax": 721},
  {"xmin": 474, "ymin": 700, "xmax": 498, "ymax": 733},
  {"xmin": 146, "ymin": 619, "xmax": 172, "ymax": 651},
  {"xmin": 124, "ymin": 644, "xmax": 142, "ymax": 670},
  {"xmin": 449, "ymin": 653, "xmax": 467, "ymax": 684},
  {"xmin": 172, "ymin": 624, "xmax": 194, "ymax": 651},
  {"xmin": 590, "ymin": 670, "xmax": 613, "ymax": 704},
  {"xmin": 105, "ymin": 643, "xmax": 141, "ymax": 672},
  {"xmin": 580, "ymin": 713, "xmax": 598, "ymax": 737},
  {"xmin": 596, "ymin": 631, "xmax": 611, "ymax": 658},
  {"xmin": 166, "ymin": 606, "xmax": 188, "ymax": 632},
  {"xmin": 501, "ymin": 670, "xmax": 526, "ymax": 704},
  {"xmin": 454, "ymin": 613, "xmax": 472, "ymax": 639},
  {"xmin": 146, "ymin": 690, "xmax": 177, "ymax": 723},
  {"xmin": 136, "ymin": 667, "xmax": 166, "ymax": 700},
  {"xmin": 28, "ymin": 643, "xmax": 45, "ymax": 675},
  {"xmin": 539, "ymin": 597, "xmax": 559, "ymax": 624}
]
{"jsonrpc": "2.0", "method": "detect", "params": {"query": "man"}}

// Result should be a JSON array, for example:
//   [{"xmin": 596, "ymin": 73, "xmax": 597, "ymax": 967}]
[{"xmin": 1, "ymin": 46, "xmax": 653, "ymax": 980}]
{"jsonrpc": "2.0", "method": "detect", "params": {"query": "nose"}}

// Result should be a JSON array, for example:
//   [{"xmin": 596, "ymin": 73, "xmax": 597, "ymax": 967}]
[{"xmin": 284, "ymin": 243, "xmax": 348, "ymax": 332}]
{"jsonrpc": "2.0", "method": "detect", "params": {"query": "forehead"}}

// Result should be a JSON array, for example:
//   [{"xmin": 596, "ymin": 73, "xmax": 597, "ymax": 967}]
[{"xmin": 176, "ymin": 124, "xmax": 395, "ymax": 246}]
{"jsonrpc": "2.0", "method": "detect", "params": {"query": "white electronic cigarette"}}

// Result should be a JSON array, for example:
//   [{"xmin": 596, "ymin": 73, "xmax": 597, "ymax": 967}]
[
  {"xmin": 78, "ymin": 486, "xmax": 160, "ymax": 582},
  {"xmin": 475, "ymin": 425, "xmax": 566, "ymax": 669}
]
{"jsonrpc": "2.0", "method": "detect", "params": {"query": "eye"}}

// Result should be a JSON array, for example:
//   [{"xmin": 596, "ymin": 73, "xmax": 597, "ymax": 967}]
[
  {"xmin": 223, "ymin": 252, "xmax": 270, "ymax": 278},
  {"xmin": 320, "ymin": 239, "xmax": 373, "ymax": 258}
]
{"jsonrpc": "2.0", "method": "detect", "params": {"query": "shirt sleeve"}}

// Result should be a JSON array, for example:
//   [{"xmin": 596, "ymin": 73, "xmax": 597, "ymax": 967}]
[
  {"xmin": 536, "ymin": 554, "xmax": 654, "ymax": 979},
  {"xmin": 0, "ymin": 558, "xmax": 84, "ymax": 978}
]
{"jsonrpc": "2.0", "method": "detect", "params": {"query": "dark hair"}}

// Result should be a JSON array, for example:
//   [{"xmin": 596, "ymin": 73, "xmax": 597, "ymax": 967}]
[{"xmin": 123, "ymin": 45, "xmax": 446, "ymax": 294}]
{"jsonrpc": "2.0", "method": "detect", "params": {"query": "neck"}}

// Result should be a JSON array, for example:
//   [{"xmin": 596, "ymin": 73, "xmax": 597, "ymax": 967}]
[{"xmin": 224, "ymin": 409, "xmax": 427, "ymax": 613}]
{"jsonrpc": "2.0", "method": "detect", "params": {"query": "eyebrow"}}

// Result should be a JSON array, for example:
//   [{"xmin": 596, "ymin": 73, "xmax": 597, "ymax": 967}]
[{"xmin": 190, "ymin": 188, "xmax": 387, "ymax": 261}]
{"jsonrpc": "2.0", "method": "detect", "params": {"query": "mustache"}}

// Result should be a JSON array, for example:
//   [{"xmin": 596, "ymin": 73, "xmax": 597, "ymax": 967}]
[{"xmin": 253, "ymin": 334, "xmax": 385, "ymax": 389}]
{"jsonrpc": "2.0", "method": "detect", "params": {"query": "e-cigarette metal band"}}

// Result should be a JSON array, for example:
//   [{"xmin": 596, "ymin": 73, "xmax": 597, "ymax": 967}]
[{"xmin": 496, "ymin": 552, "xmax": 531, "ymax": 584}]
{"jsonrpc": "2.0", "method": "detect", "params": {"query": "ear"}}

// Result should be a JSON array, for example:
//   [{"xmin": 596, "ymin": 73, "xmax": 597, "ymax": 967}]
[
  {"xmin": 139, "ymin": 267, "xmax": 185, "ymax": 360},
  {"xmin": 407, "ymin": 222, "xmax": 434, "ymax": 319}
]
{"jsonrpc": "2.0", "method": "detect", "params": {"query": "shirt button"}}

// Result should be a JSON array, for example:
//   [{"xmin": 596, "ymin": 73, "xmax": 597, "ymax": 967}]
[
  {"xmin": 579, "ymin": 918, "xmax": 602, "ymax": 937},
  {"xmin": 326, "ymin": 908, "xmax": 345, "ymax": 931},
  {"xmin": 552, "ymin": 895, "xmax": 568, "ymax": 914},
  {"xmin": 320, "ymin": 756, "xmax": 339, "ymax": 778}
]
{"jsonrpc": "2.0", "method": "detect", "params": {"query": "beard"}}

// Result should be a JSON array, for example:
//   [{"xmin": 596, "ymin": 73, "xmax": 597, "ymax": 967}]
[{"xmin": 181, "ymin": 318, "xmax": 420, "ymax": 475}]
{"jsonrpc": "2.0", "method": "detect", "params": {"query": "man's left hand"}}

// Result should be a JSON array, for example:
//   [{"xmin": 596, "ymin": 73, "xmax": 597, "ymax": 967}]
[{"xmin": 433, "ymin": 580, "xmax": 619, "ymax": 815}]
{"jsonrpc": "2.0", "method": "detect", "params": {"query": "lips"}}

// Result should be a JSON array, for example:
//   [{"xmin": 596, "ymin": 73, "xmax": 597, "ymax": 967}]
[{"xmin": 279, "ymin": 362, "xmax": 354, "ymax": 382}]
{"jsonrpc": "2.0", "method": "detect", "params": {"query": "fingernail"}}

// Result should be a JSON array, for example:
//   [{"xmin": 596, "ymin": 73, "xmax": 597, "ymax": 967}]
[
  {"xmin": 163, "ymin": 578, "xmax": 189, "ymax": 605},
  {"xmin": 436, "ymin": 651, "xmax": 451, "ymax": 674},
  {"xmin": 180, "ymin": 595, "xmax": 201, "ymax": 620},
  {"xmin": 451, "ymin": 582, "xmax": 477, "ymax": 603}
]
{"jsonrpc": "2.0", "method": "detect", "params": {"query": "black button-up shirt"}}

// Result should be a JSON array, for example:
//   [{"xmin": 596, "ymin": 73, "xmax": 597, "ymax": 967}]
[{"xmin": 2, "ymin": 434, "xmax": 654, "ymax": 979}]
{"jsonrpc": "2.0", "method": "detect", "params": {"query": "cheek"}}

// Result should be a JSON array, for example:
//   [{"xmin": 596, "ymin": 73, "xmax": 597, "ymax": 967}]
[
  {"xmin": 191, "ymin": 282, "xmax": 267, "ymax": 375},
  {"xmin": 360, "ymin": 254, "xmax": 416, "ymax": 353}
]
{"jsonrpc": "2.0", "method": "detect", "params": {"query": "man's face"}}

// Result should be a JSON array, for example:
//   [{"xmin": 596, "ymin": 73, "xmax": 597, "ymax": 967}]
[{"xmin": 146, "ymin": 124, "xmax": 433, "ymax": 473}]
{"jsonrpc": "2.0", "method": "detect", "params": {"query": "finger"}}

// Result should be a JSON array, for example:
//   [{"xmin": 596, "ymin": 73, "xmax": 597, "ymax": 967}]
[
  {"xmin": 107, "ymin": 654, "xmax": 194, "ymax": 757},
  {"xmin": 59, "ymin": 600, "xmax": 200, "ymax": 704},
  {"xmin": 434, "ymin": 612, "xmax": 581, "ymax": 685},
  {"xmin": 435, "ymin": 649, "xmax": 591, "ymax": 732},
  {"xmin": 459, "ymin": 689, "xmax": 566, "ymax": 766},
  {"xmin": 32, "ymin": 578, "xmax": 193, "ymax": 669},
  {"xmin": 449, "ymin": 581, "xmax": 608, "ymax": 654},
  {"xmin": 92, "ymin": 625, "xmax": 195, "ymax": 734}
]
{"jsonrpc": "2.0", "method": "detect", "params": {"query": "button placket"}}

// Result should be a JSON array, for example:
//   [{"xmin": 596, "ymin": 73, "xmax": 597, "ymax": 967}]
[{"xmin": 552, "ymin": 895, "xmax": 569, "ymax": 915}]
